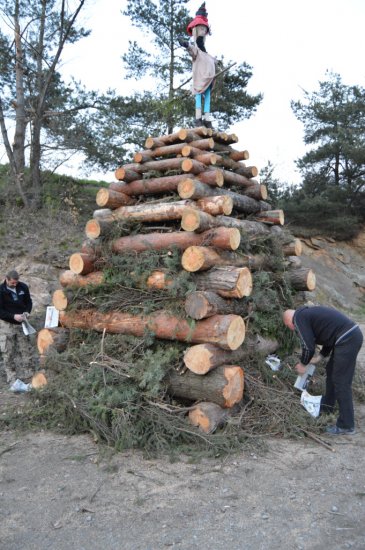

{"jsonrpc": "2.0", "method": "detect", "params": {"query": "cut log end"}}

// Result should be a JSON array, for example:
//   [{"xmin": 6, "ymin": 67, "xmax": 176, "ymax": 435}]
[
  {"xmin": 52, "ymin": 289, "xmax": 68, "ymax": 311},
  {"xmin": 222, "ymin": 365, "xmax": 244, "ymax": 408},
  {"xmin": 226, "ymin": 316, "xmax": 245, "ymax": 350},
  {"xmin": 188, "ymin": 402, "xmax": 228, "ymax": 433}
]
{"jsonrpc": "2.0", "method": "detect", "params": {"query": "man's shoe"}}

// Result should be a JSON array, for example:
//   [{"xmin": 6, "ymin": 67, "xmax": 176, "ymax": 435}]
[
  {"xmin": 325, "ymin": 425, "xmax": 355, "ymax": 435},
  {"xmin": 194, "ymin": 118, "xmax": 203, "ymax": 127}
]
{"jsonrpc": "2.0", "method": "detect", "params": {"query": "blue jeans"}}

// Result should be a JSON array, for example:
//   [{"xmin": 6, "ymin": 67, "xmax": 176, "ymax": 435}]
[{"xmin": 320, "ymin": 327, "xmax": 363, "ymax": 429}]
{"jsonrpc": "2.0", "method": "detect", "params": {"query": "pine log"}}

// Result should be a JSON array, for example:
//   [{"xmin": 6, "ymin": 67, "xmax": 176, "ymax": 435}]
[
  {"xmin": 111, "ymin": 174, "xmax": 189, "ymax": 197},
  {"xmin": 69, "ymin": 252, "xmax": 96, "ymax": 275},
  {"xmin": 167, "ymin": 365, "xmax": 244, "ymax": 408},
  {"xmin": 59, "ymin": 310, "xmax": 245, "ymax": 350},
  {"xmin": 188, "ymin": 137, "xmax": 215, "ymax": 150},
  {"xmin": 243, "ymin": 183, "xmax": 268, "ymax": 201},
  {"xmin": 85, "ymin": 218, "xmax": 115, "ymax": 239},
  {"xmin": 196, "ymin": 195, "xmax": 233, "ymax": 216},
  {"xmin": 115, "ymin": 167, "xmax": 140, "ymax": 182},
  {"xmin": 178, "ymin": 178, "xmax": 268, "ymax": 208},
  {"xmin": 284, "ymin": 256, "xmax": 302, "ymax": 269},
  {"xmin": 109, "ymin": 181, "xmax": 129, "ymax": 194},
  {"xmin": 181, "ymin": 247, "xmax": 272, "ymax": 273},
  {"xmin": 184, "ymin": 335, "xmax": 279, "ymax": 374},
  {"xmin": 112, "ymin": 226, "xmax": 241, "ymax": 254},
  {"xmin": 215, "ymin": 216, "xmax": 271, "ymax": 236},
  {"xmin": 285, "ymin": 268, "xmax": 316, "ymax": 291},
  {"xmin": 134, "ymin": 142, "xmax": 190, "ymax": 163},
  {"xmin": 212, "ymin": 143, "xmax": 249, "ymax": 161},
  {"xmin": 193, "ymin": 266, "xmax": 253, "ymax": 298},
  {"xmin": 255, "ymin": 210, "xmax": 284, "ymax": 226},
  {"xmin": 146, "ymin": 271, "xmax": 173, "ymax": 290},
  {"xmin": 180, "ymin": 209, "xmax": 270, "ymax": 236},
  {"xmin": 52, "ymin": 289, "xmax": 72, "ymax": 311},
  {"xmin": 185, "ymin": 291, "xmax": 235, "ymax": 319},
  {"xmin": 144, "ymin": 127, "xmax": 211, "ymax": 149},
  {"xmin": 96, "ymin": 188, "xmax": 136, "ymax": 209},
  {"xmin": 282, "ymin": 239, "xmax": 302, "ymax": 256},
  {"xmin": 80, "ymin": 239, "xmax": 103, "ymax": 257},
  {"xmin": 93, "ymin": 208, "xmax": 114, "ymax": 221},
  {"xmin": 37, "ymin": 327, "xmax": 70, "ymax": 355},
  {"xmin": 110, "ymin": 199, "xmax": 230, "ymax": 223},
  {"xmin": 215, "ymin": 155, "xmax": 258, "ymax": 178},
  {"xmin": 59, "ymin": 270, "xmax": 105, "ymax": 288},
  {"xmin": 115, "ymin": 157, "xmax": 204, "ymax": 181},
  {"xmin": 211, "ymin": 131, "xmax": 238, "ymax": 145},
  {"xmin": 188, "ymin": 402, "xmax": 229, "ymax": 433},
  {"xmin": 219, "ymin": 168, "xmax": 258, "ymax": 189},
  {"xmin": 197, "ymin": 169, "xmax": 224, "ymax": 187},
  {"xmin": 190, "ymin": 152, "xmax": 218, "ymax": 166}
]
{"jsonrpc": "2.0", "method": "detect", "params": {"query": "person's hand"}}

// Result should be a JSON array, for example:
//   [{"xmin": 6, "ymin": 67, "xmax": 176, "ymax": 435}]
[
  {"xmin": 295, "ymin": 362, "xmax": 307, "ymax": 375},
  {"xmin": 14, "ymin": 313, "xmax": 25, "ymax": 322},
  {"xmin": 310, "ymin": 354, "xmax": 323, "ymax": 365}
]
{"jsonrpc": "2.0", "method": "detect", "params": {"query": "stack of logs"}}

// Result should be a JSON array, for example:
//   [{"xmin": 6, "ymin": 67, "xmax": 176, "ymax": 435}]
[{"xmin": 37, "ymin": 126, "xmax": 316, "ymax": 434}]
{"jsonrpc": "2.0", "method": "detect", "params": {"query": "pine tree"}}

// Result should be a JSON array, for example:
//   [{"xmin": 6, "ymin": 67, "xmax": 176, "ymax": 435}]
[{"xmin": 0, "ymin": 0, "xmax": 94, "ymax": 207}]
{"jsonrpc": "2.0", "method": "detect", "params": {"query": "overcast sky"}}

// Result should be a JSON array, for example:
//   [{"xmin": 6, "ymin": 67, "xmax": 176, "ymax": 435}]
[{"xmin": 11, "ymin": 0, "xmax": 365, "ymax": 183}]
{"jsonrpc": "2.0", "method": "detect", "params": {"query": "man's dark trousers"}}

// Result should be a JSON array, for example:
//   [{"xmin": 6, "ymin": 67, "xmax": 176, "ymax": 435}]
[{"xmin": 321, "ymin": 328, "xmax": 363, "ymax": 429}]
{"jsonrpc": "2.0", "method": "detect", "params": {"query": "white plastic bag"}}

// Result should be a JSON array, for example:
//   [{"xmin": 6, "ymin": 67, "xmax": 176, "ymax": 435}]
[
  {"xmin": 265, "ymin": 354, "xmax": 281, "ymax": 371},
  {"xmin": 300, "ymin": 390, "xmax": 322, "ymax": 418},
  {"xmin": 10, "ymin": 379, "xmax": 31, "ymax": 393}
]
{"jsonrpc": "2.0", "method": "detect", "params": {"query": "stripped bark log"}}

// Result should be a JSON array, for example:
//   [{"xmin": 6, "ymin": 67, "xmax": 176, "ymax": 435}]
[
  {"xmin": 180, "ymin": 209, "xmax": 271, "ymax": 236},
  {"xmin": 183, "ymin": 335, "xmax": 279, "ymax": 374},
  {"xmin": 166, "ymin": 365, "xmax": 244, "ymax": 408},
  {"xmin": 112, "ymin": 227, "xmax": 241, "ymax": 254},
  {"xmin": 193, "ymin": 266, "xmax": 253, "ymax": 298},
  {"xmin": 59, "ymin": 310, "xmax": 246, "ymax": 350},
  {"xmin": 88, "ymin": 199, "xmax": 233, "ymax": 239}
]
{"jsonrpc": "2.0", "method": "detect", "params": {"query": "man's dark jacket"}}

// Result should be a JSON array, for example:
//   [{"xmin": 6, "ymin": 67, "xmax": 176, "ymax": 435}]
[
  {"xmin": 0, "ymin": 280, "xmax": 32, "ymax": 324},
  {"xmin": 293, "ymin": 305, "xmax": 357, "ymax": 365}
]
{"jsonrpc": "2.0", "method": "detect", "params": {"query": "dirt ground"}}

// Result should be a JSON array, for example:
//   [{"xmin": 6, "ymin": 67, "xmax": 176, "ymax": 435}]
[{"xmin": 1, "ymin": 394, "xmax": 365, "ymax": 549}]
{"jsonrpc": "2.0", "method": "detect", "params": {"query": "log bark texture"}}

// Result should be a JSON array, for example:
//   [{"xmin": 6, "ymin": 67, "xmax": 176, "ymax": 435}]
[
  {"xmin": 59, "ymin": 270, "xmax": 105, "ymax": 288},
  {"xmin": 112, "ymin": 227, "xmax": 241, "ymax": 254},
  {"xmin": 193, "ymin": 266, "xmax": 253, "ymax": 298},
  {"xmin": 166, "ymin": 365, "xmax": 244, "ymax": 408},
  {"xmin": 183, "ymin": 335, "xmax": 279, "ymax": 374},
  {"xmin": 178, "ymin": 179, "xmax": 268, "ymax": 208},
  {"xmin": 59, "ymin": 310, "xmax": 246, "ymax": 350},
  {"xmin": 181, "ymin": 246, "xmax": 274, "ymax": 273}
]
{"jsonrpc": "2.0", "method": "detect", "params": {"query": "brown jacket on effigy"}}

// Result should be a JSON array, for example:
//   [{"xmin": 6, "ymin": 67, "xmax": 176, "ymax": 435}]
[{"xmin": 187, "ymin": 43, "xmax": 216, "ymax": 95}]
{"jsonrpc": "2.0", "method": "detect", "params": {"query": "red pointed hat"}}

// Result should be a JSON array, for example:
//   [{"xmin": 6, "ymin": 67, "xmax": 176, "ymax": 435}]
[{"xmin": 187, "ymin": 2, "xmax": 210, "ymax": 36}]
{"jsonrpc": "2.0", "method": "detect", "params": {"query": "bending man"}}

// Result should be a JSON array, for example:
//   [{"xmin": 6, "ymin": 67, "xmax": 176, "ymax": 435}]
[{"xmin": 283, "ymin": 305, "xmax": 363, "ymax": 435}]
